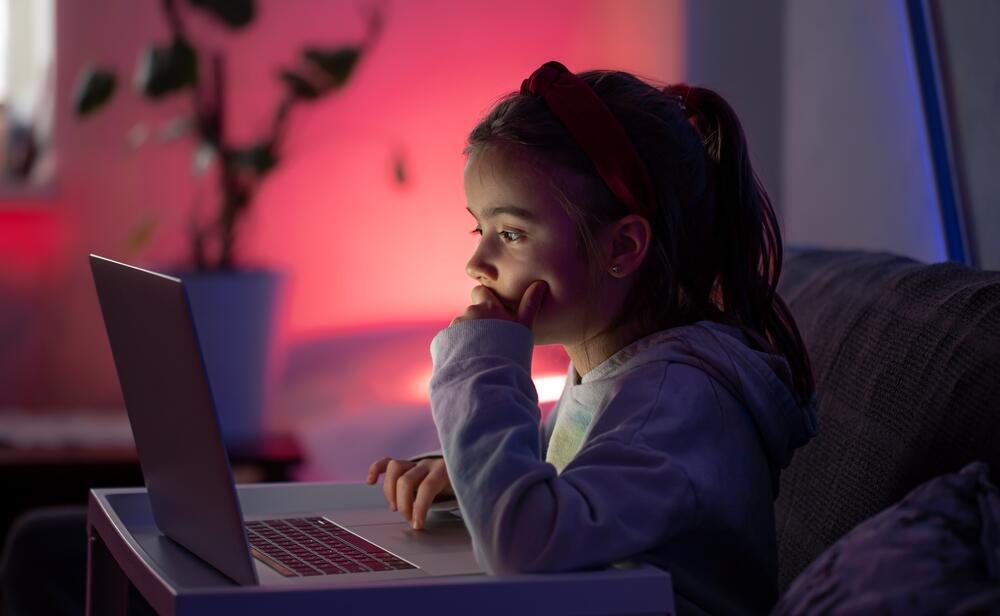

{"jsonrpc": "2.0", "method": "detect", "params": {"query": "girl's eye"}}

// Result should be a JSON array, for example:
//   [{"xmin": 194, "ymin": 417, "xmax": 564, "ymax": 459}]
[
  {"xmin": 498, "ymin": 230, "xmax": 523, "ymax": 242},
  {"xmin": 468, "ymin": 227, "xmax": 524, "ymax": 243}
]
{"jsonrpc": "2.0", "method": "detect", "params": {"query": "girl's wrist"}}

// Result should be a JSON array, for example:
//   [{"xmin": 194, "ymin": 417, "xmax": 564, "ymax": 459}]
[{"xmin": 430, "ymin": 319, "xmax": 534, "ymax": 375}]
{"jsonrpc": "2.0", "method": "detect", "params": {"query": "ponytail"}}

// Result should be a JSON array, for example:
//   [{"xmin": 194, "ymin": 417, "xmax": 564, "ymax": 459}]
[{"xmin": 664, "ymin": 84, "xmax": 815, "ymax": 408}]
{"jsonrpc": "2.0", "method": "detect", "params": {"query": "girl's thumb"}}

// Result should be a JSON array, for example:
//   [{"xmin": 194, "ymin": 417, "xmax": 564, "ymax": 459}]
[{"xmin": 516, "ymin": 281, "xmax": 548, "ymax": 329}]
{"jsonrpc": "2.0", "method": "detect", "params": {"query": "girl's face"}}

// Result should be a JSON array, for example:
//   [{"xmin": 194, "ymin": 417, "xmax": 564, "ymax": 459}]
[{"xmin": 463, "ymin": 147, "xmax": 614, "ymax": 346}]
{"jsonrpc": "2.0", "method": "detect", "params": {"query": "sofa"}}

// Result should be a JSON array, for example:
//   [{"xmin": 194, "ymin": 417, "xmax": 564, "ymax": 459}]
[{"xmin": 772, "ymin": 247, "xmax": 1000, "ymax": 592}]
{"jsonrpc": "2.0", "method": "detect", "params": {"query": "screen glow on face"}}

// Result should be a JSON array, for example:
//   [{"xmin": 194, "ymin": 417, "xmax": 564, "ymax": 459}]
[{"xmin": 462, "ymin": 149, "xmax": 601, "ymax": 346}]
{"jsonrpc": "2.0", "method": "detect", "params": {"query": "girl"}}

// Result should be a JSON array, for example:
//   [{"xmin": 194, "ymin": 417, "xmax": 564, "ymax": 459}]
[{"xmin": 367, "ymin": 61, "xmax": 818, "ymax": 615}]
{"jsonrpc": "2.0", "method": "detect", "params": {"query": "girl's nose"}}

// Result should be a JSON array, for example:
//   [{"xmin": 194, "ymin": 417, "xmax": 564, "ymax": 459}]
[{"xmin": 465, "ymin": 243, "xmax": 498, "ymax": 282}]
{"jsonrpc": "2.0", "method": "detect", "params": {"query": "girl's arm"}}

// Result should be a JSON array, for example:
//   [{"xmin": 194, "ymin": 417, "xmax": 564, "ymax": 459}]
[{"xmin": 430, "ymin": 319, "xmax": 701, "ymax": 575}]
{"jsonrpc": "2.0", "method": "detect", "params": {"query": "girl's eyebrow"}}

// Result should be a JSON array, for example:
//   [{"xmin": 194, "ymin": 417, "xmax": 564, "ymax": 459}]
[{"xmin": 466, "ymin": 203, "xmax": 537, "ymax": 222}]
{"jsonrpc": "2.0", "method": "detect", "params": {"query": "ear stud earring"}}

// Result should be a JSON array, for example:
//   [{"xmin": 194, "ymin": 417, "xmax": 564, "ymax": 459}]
[{"xmin": 610, "ymin": 264, "xmax": 622, "ymax": 274}]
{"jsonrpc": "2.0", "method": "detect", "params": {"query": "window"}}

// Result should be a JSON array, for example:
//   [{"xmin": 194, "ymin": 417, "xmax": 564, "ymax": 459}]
[{"xmin": 0, "ymin": 0, "xmax": 55, "ymax": 189}]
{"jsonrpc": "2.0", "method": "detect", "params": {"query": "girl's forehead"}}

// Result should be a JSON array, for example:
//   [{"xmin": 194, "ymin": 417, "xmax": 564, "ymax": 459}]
[
  {"xmin": 464, "ymin": 147, "xmax": 567, "ymax": 216},
  {"xmin": 464, "ymin": 147, "xmax": 538, "ymax": 189}
]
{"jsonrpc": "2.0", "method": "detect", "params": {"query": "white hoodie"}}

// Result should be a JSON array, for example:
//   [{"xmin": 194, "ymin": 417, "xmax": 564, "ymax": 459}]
[{"xmin": 429, "ymin": 318, "xmax": 819, "ymax": 615}]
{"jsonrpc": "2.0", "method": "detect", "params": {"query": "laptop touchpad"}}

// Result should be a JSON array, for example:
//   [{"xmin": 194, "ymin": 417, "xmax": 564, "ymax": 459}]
[{"xmin": 327, "ymin": 509, "xmax": 473, "ymax": 555}]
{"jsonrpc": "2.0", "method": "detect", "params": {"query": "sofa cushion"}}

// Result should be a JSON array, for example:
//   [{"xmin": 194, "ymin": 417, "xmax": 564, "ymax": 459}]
[
  {"xmin": 773, "ymin": 249, "xmax": 1000, "ymax": 591},
  {"xmin": 772, "ymin": 461, "xmax": 1000, "ymax": 615}
]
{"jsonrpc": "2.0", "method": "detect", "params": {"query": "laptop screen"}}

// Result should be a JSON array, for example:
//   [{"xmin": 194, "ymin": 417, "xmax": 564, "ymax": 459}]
[{"xmin": 89, "ymin": 254, "xmax": 259, "ymax": 585}]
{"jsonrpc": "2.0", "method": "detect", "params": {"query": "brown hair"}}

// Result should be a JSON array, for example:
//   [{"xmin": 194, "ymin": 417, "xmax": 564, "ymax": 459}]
[{"xmin": 464, "ymin": 69, "xmax": 815, "ymax": 408}]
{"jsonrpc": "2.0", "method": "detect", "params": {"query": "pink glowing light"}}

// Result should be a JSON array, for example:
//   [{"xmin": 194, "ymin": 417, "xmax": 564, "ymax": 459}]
[{"xmin": 407, "ymin": 369, "xmax": 566, "ymax": 405}]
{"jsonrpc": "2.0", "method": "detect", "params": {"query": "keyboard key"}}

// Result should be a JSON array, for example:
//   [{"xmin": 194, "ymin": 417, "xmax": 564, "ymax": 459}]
[
  {"xmin": 341, "ymin": 562, "xmax": 368, "ymax": 572},
  {"xmin": 339, "ymin": 533, "xmax": 382, "ymax": 553},
  {"xmin": 318, "ymin": 564, "xmax": 346, "ymax": 574},
  {"xmin": 290, "ymin": 563, "xmax": 318, "ymax": 573}
]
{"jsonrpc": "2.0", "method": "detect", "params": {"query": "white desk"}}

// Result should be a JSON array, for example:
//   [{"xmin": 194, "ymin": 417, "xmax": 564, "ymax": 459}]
[{"xmin": 85, "ymin": 482, "xmax": 675, "ymax": 615}]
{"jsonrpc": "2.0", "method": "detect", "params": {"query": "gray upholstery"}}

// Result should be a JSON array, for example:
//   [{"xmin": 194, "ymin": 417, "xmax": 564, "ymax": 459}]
[
  {"xmin": 773, "ymin": 461, "xmax": 1000, "ymax": 614},
  {"xmin": 773, "ymin": 248, "xmax": 1000, "ymax": 592}
]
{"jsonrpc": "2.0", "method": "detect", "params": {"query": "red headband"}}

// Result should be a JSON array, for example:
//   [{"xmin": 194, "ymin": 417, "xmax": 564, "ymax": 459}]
[{"xmin": 520, "ymin": 61, "xmax": 656, "ymax": 219}]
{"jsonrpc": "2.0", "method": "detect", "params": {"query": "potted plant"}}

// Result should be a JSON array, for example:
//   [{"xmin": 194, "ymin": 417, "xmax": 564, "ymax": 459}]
[{"xmin": 73, "ymin": 0, "xmax": 384, "ymax": 445}]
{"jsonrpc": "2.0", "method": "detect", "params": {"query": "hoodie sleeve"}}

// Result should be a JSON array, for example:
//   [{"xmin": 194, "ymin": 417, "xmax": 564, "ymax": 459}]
[{"xmin": 429, "ymin": 319, "xmax": 701, "ymax": 575}]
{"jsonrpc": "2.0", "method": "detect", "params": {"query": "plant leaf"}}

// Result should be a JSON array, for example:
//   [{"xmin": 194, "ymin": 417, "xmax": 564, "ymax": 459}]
[
  {"xmin": 302, "ymin": 46, "xmax": 360, "ymax": 90},
  {"xmin": 188, "ymin": 0, "xmax": 255, "ymax": 29},
  {"xmin": 278, "ymin": 70, "xmax": 320, "ymax": 99},
  {"xmin": 193, "ymin": 142, "xmax": 218, "ymax": 175},
  {"xmin": 159, "ymin": 115, "xmax": 194, "ymax": 142},
  {"xmin": 124, "ymin": 213, "xmax": 158, "ymax": 259},
  {"xmin": 392, "ymin": 151, "xmax": 408, "ymax": 186},
  {"xmin": 135, "ymin": 37, "xmax": 198, "ymax": 99},
  {"xmin": 126, "ymin": 123, "xmax": 151, "ymax": 149},
  {"xmin": 73, "ymin": 67, "xmax": 117, "ymax": 117}
]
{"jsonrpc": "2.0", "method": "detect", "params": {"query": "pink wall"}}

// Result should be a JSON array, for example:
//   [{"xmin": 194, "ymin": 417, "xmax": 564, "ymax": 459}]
[{"xmin": 4, "ymin": 0, "xmax": 683, "ymax": 410}]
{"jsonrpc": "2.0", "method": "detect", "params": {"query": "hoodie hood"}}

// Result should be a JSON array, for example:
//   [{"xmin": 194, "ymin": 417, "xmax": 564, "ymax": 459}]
[{"xmin": 570, "ymin": 319, "xmax": 819, "ymax": 491}]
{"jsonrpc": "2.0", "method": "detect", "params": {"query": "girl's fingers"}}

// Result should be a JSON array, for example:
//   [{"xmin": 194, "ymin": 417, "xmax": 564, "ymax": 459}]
[
  {"xmin": 517, "ymin": 280, "xmax": 548, "ymax": 329},
  {"xmin": 451, "ymin": 305, "xmax": 496, "ymax": 326},
  {"xmin": 470, "ymin": 285, "xmax": 514, "ymax": 317},
  {"xmin": 469, "ymin": 284, "xmax": 500, "ymax": 306},
  {"xmin": 410, "ymin": 465, "xmax": 449, "ymax": 530},
  {"xmin": 383, "ymin": 459, "xmax": 414, "ymax": 511},
  {"xmin": 367, "ymin": 457, "xmax": 391, "ymax": 484},
  {"xmin": 395, "ymin": 464, "xmax": 432, "ymax": 523}
]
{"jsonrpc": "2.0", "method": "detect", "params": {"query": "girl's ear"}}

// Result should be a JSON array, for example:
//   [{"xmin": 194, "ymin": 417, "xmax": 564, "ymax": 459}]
[{"xmin": 606, "ymin": 214, "xmax": 652, "ymax": 277}]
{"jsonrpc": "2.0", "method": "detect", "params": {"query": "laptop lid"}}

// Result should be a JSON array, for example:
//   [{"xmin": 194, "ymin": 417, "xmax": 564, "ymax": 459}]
[{"xmin": 89, "ymin": 254, "xmax": 259, "ymax": 585}]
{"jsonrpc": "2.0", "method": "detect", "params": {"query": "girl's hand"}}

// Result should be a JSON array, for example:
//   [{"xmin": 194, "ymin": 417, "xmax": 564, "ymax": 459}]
[
  {"xmin": 450, "ymin": 280, "xmax": 548, "ymax": 329},
  {"xmin": 366, "ymin": 456, "xmax": 454, "ymax": 530}
]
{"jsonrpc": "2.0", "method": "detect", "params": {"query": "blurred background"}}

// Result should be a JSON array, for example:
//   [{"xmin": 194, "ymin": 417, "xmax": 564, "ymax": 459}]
[{"xmin": 0, "ymin": 0, "xmax": 996, "ymax": 548}]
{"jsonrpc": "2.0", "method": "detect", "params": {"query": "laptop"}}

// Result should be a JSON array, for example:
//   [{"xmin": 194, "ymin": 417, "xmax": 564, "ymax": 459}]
[{"xmin": 89, "ymin": 254, "xmax": 482, "ymax": 586}]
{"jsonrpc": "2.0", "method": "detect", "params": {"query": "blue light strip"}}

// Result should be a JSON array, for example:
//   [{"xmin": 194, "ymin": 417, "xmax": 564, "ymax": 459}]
[{"xmin": 905, "ymin": 0, "xmax": 974, "ymax": 266}]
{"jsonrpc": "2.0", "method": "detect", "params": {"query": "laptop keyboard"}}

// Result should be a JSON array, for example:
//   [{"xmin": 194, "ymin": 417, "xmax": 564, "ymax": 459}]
[{"xmin": 246, "ymin": 517, "xmax": 417, "ymax": 577}]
